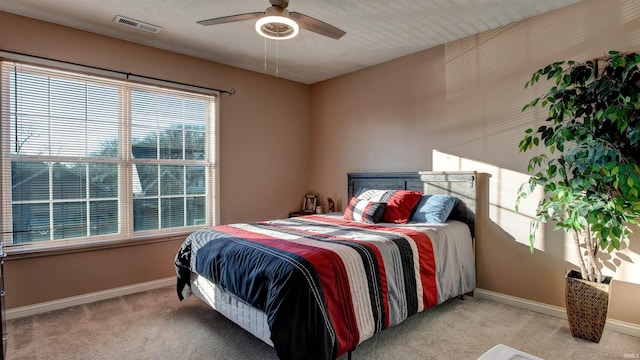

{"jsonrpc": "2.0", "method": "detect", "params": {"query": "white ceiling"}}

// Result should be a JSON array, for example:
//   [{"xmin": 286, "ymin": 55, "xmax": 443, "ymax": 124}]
[{"xmin": 0, "ymin": 0, "xmax": 581, "ymax": 84}]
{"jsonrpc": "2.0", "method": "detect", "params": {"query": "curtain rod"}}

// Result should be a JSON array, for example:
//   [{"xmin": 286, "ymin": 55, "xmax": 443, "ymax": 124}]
[{"xmin": 0, "ymin": 49, "xmax": 236, "ymax": 96}]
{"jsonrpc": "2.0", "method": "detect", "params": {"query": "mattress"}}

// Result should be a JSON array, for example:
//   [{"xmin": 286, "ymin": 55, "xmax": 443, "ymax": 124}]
[
  {"xmin": 191, "ymin": 272, "xmax": 273, "ymax": 346},
  {"xmin": 176, "ymin": 213, "xmax": 475, "ymax": 359}
]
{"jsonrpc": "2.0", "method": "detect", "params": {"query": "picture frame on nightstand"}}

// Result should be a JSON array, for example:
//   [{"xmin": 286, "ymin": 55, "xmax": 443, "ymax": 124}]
[{"xmin": 302, "ymin": 195, "xmax": 317, "ymax": 213}]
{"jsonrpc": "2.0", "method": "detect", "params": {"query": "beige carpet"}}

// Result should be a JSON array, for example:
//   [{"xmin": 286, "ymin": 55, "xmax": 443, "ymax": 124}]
[{"xmin": 6, "ymin": 286, "xmax": 639, "ymax": 359}]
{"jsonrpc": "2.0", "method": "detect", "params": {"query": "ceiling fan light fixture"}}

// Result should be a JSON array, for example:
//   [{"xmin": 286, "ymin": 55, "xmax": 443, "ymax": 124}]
[{"xmin": 255, "ymin": 15, "xmax": 299, "ymax": 40}]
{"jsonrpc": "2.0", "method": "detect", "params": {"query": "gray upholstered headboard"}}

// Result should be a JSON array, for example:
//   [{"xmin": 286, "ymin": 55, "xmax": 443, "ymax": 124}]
[{"xmin": 347, "ymin": 171, "xmax": 480, "ymax": 238}]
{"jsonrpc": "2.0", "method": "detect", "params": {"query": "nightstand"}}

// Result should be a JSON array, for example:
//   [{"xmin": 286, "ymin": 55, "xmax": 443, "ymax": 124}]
[{"xmin": 288, "ymin": 210, "xmax": 314, "ymax": 218}]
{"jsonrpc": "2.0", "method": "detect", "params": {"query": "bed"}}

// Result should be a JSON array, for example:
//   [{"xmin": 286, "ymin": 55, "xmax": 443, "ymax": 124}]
[{"xmin": 175, "ymin": 171, "xmax": 484, "ymax": 360}]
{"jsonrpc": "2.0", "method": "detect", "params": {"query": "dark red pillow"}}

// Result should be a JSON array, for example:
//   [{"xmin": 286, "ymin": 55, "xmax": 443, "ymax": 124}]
[{"xmin": 382, "ymin": 190, "xmax": 422, "ymax": 224}]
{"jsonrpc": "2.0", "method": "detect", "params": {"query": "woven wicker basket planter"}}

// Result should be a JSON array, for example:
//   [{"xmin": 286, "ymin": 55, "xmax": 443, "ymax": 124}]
[{"xmin": 565, "ymin": 269, "xmax": 612, "ymax": 343}]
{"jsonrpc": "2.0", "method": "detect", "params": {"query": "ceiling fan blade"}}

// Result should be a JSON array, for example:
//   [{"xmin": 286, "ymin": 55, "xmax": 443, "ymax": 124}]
[
  {"xmin": 289, "ymin": 12, "xmax": 345, "ymax": 40},
  {"xmin": 197, "ymin": 12, "xmax": 264, "ymax": 26}
]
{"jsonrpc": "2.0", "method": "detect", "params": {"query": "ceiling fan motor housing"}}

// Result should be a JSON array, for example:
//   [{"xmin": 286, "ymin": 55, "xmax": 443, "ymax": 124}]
[{"xmin": 259, "ymin": 7, "xmax": 296, "ymax": 38}]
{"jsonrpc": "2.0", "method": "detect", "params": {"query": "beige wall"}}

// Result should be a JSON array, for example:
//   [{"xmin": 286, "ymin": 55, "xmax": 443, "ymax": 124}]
[
  {"xmin": 0, "ymin": 11, "xmax": 310, "ymax": 308},
  {"xmin": 309, "ymin": 0, "xmax": 640, "ymax": 325},
  {"xmin": 2, "ymin": 0, "xmax": 640, "ymax": 328}
]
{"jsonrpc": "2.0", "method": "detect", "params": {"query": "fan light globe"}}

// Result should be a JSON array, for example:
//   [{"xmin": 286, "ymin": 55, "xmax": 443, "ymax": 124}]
[{"xmin": 255, "ymin": 16, "xmax": 299, "ymax": 40}]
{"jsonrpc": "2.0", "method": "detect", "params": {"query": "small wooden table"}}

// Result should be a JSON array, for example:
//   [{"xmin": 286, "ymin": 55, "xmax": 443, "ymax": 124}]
[{"xmin": 288, "ymin": 210, "xmax": 314, "ymax": 218}]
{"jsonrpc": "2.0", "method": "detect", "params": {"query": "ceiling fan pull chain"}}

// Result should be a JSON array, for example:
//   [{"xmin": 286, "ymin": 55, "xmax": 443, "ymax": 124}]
[
  {"xmin": 263, "ymin": 37, "xmax": 267, "ymax": 72},
  {"xmin": 276, "ymin": 40, "xmax": 279, "ymax": 77}
]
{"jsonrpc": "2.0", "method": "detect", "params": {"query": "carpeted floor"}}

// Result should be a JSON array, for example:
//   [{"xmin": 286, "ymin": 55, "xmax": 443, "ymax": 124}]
[{"xmin": 6, "ymin": 286, "xmax": 640, "ymax": 359}]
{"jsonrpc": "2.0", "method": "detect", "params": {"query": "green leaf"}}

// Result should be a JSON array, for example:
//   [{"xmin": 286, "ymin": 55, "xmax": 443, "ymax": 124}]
[
  {"xmin": 516, "ymin": 50, "xmax": 640, "ymax": 267},
  {"xmin": 529, "ymin": 234, "xmax": 535, "ymax": 253},
  {"xmin": 604, "ymin": 105, "xmax": 620, "ymax": 121},
  {"xmin": 612, "ymin": 226, "xmax": 622, "ymax": 239}
]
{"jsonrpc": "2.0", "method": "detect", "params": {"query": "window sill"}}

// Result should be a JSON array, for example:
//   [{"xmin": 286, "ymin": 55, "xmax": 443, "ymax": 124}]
[{"xmin": 4, "ymin": 229, "xmax": 196, "ymax": 260}]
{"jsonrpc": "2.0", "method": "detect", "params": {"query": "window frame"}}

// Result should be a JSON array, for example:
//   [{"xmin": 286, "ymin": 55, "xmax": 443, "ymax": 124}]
[{"xmin": 0, "ymin": 59, "xmax": 220, "ymax": 256}]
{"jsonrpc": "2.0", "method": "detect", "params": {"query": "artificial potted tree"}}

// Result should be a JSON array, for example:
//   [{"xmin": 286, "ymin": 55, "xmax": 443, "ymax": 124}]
[{"xmin": 516, "ymin": 50, "xmax": 640, "ymax": 342}]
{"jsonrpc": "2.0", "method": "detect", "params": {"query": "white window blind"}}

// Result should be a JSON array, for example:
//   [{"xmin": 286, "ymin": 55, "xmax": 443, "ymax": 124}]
[{"xmin": 0, "ymin": 61, "xmax": 217, "ymax": 248}]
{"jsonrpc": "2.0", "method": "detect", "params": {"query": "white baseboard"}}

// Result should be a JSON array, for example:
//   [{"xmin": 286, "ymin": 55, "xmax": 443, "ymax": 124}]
[
  {"xmin": 6, "ymin": 281, "xmax": 639, "ymax": 339},
  {"xmin": 6, "ymin": 277, "xmax": 175, "ymax": 320},
  {"xmin": 476, "ymin": 288, "xmax": 640, "ymax": 338}
]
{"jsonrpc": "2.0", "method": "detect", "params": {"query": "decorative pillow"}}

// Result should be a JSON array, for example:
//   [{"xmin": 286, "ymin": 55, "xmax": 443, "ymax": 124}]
[
  {"xmin": 382, "ymin": 190, "xmax": 422, "ymax": 223},
  {"xmin": 356, "ymin": 188, "xmax": 396, "ymax": 202},
  {"xmin": 354, "ymin": 186, "xmax": 370, "ymax": 198},
  {"xmin": 410, "ymin": 194, "xmax": 459, "ymax": 223},
  {"xmin": 343, "ymin": 197, "xmax": 387, "ymax": 223},
  {"xmin": 447, "ymin": 199, "xmax": 468, "ymax": 222},
  {"xmin": 355, "ymin": 189, "xmax": 422, "ymax": 224}
]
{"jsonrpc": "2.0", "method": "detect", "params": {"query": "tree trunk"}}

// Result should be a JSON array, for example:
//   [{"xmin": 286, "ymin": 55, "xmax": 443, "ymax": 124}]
[
  {"xmin": 571, "ymin": 229, "xmax": 590, "ymax": 281},
  {"xmin": 586, "ymin": 231, "xmax": 603, "ymax": 283}
]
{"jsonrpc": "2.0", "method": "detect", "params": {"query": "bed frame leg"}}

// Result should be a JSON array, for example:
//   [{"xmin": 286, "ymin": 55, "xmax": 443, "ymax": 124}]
[
  {"xmin": 459, "ymin": 290, "xmax": 475, "ymax": 300},
  {"xmin": 348, "ymin": 350, "xmax": 353, "ymax": 360}
]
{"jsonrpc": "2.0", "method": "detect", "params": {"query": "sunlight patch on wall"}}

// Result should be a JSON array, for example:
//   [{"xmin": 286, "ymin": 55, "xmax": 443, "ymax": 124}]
[
  {"xmin": 443, "ymin": 2, "xmax": 588, "ymax": 101},
  {"xmin": 432, "ymin": 149, "xmax": 544, "ymax": 251},
  {"xmin": 477, "ymin": 22, "xmax": 528, "ymax": 84},
  {"xmin": 609, "ymin": 247, "xmax": 640, "ymax": 284},
  {"xmin": 444, "ymin": 37, "xmax": 479, "ymax": 100},
  {"xmin": 620, "ymin": 0, "xmax": 640, "ymax": 23},
  {"xmin": 433, "ymin": 149, "xmax": 640, "ymax": 284},
  {"xmin": 560, "ymin": 231, "xmax": 583, "ymax": 271},
  {"xmin": 444, "ymin": 23, "xmax": 529, "ymax": 101},
  {"xmin": 562, "ymin": 231, "xmax": 640, "ymax": 285},
  {"xmin": 527, "ymin": 3, "xmax": 586, "ymax": 64},
  {"xmin": 632, "ymin": 29, "xmax": 640, "ymax": 49},
  {"xmin": 485, "ymin": 91, "xmax": 530, "ymax": 136},
  {"xmin": 477, "ymin": 79, "xmax": 543, "ymax": 166}
]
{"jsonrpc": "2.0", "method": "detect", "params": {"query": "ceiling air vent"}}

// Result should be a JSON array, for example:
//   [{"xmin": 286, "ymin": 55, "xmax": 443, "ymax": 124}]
[{"xmin": 114, "ymin": 15, "xmax": 162, "ymax": 34}]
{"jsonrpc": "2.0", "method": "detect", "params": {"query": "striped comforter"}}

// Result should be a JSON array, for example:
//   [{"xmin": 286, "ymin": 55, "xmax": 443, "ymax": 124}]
[{"xmin": 175, "ymin": 215, "xmax": 471, "ymax": 360}]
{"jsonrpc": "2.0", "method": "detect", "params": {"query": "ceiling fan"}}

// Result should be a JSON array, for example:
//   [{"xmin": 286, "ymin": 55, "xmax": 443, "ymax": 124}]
[{"xmin": 197, "ymin": 0, "xmax": 346, "ymax": 40}]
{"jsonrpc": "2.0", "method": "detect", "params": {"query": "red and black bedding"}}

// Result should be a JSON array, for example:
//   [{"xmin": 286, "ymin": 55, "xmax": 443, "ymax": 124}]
[{"xmin": 175, "ymin": 211, "xmax": 475, "ymax": 360}]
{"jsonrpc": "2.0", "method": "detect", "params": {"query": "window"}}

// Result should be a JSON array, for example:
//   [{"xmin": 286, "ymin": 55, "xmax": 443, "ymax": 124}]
[{"xmin": 1, "ymin": 62, "xmax": 217, "ymax": 248}]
